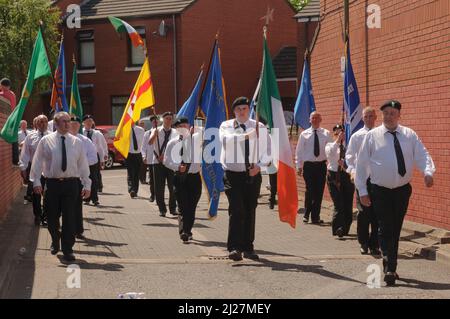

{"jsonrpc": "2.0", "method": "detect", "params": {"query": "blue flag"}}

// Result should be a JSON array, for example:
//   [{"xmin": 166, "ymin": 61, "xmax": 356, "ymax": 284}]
[
  {"xmin": 294, "ymin": 58, "xmax": 316, "ymax": 129},
  {"xmin": 50, "ymin": 39, "xmax": 69, "ymax": 112},
  {"xmin": 200, "ymin": 40, "xmax": 228, "ymax": 218},
  {"xmin": 177, "ymin": 70, "xmax": 203, "ymax": 125},
  {"xmin": 249, "ymin": 78, "xmax": 261, "ymax": 120},
  {"xmin": 343, "ymin": 39, "xmax": 363, "ymax": 144}
]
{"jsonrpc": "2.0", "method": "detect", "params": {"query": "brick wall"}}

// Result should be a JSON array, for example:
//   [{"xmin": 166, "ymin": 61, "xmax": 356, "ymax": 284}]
[
  {"xmin": 306, "ymin": 0, "xmax": 450, "ymax": 229},
  {"xmin": 0, "ymin": 105, "xmax": 24, "ymax": 221}
]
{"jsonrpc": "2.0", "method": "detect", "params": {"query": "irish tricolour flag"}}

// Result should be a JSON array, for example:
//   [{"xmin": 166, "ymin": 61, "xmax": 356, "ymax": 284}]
[
  {"xmin": 108, "ymin": 16, "xmax": 145, "ymax": 48},
  {"xmin": 257, "ymin": 35, "xmax": 298, "ymax": 228}
]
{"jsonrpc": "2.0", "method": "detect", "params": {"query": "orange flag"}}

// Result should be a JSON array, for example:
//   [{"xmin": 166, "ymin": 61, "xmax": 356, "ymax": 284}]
[{"xmin": 114, "ymin": 58, "xmax": 155, "ymax": 158}]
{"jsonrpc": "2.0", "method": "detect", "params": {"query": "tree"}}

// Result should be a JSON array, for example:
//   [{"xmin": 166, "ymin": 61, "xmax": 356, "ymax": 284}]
[
  {"xmin": 289, "ymin": 0, "xmax": 310, "ymax": 12},
  {"xmin": 0, "ymin": 0, "xmax": 61, "ymax": 100}
]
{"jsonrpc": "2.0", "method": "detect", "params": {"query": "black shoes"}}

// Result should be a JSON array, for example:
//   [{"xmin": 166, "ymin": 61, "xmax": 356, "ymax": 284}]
[
  {"xmin": 336, "ymin": 227, "xmax": 344, "ymax": 239},
  {"xmin": 130, "ymin": 191, "xmax": 137, "ymax": 198},
  {"xmin": 63, "ymin": 253, "xmax": 76, "ymax": 262},
  {"xmin": 170, "ymin": 211, "xmax": 179, "ymax": 216},
  {"xmin": 360, "ymin": 245, "xmax": 369, "ymax": 255},
  {"xmin": 149, "ymin": 196, "xmax": 155, "ymax": 202},
  {"xmin": 311, "ymin": 219, "xmax": 324, "ymax": 225},
  {"xmin": 228, "ymin": 250, "xmax": 243, "ymax": 261},
  {"xmin": 93, "ymin": 201, "xmax": 99, "ymax": 206},
  {"xmin": 159, "ymin": 211, "xmax": 166, "ymax": 217},
  {"xmin": 76, "ymin": 233, "xmax": 86, "ymax": 240},
  {"xmin": 384, "ymin": 272, "xmax": 396, "ymax": 286},
  {"xmin": 243, "ymin": 251, "xmax": 259, "ymax": 260},
  {"xmin": 303, "ymin": 217, "xmax": 309, "ymax": 223},
  {"xmin": 370, "ymin": 248, "xmax": 381, "ymax": 256},
  {"xmin": 269, "ymin": 198, "xmax": 277, "ymax": 210},
  {"xmin": 50, "ymin": 242, "xmax": 60, "ymax": 255},
  {"xmin": 180, "ymin": 233, "xmax": 189, "ymax": 244}
]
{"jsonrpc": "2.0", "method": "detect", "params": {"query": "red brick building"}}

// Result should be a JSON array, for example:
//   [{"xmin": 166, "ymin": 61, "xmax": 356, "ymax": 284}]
[
  {"xmin": 297, "ymin": 0, "xmax": 450, "ymax": 229},
  {"xmin": 50, "ymin": 0, "xmax": 298, "ymax": 125}
]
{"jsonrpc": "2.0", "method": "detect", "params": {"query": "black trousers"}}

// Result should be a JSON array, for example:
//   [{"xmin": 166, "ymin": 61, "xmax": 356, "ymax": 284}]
[
  {"xmin": 174, "ymin": 173, "xmax": 202, "ymax": 236},
  {"xmin": 98, "ymin": 169, "xmax": 103, "ymax": 191},
  {"xmin": 224, "ymin": 171, "xmax": 262, "ymax": 252},
  {"xmin": 148, "ymin": 164, "xmax": 155, "ymax": 198},
  {"xmin": 303, "ymin": 161, "xmax": 327, "ymax": 221},
  {"xmin": 75, "ymin": 179, "xmax": 84, "ymax": 235},
  {"xmin": 269, "ymin": 173, "xmax": 277, "ymax": 203},
  {"xmin": 126, "ymin": 153, "xmax": 142, "ymax": 194},
  {"xmin": 140, "ymin": 163, "xmax": 148, "ymax": 183},
  {"xmin": 88, "ymin": 163, "xmax": 100, "ymax": 202},
  {"xmin": 356, "ymin": 179, "xmax": 379, "ymax": 249},
  {"xmin": 371, "ymin": 183, "xmax": 412, "ymax": 273},
  {"xmin": 327, "ymin": 170, "xmax": 355, "ymax": 235},
  {"xmin": 45, "ymin": 179, "xmax": 79, "ymax": 255},
  {"xmin": 12, "ymin": 142, "xmax": 19, "ymax": 165},
  {"xmin": 31, "ymin": 176, "xmax": 47, "ymax": 219},
  {"xmin": 154, "ymin": 163, "xmax": 176, "ymax": 213}
]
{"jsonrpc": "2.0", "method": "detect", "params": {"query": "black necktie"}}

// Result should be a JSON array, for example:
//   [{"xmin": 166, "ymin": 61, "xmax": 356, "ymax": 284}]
[
  {"xmin": 159, "ymin": 129, "xmax": 171, "ymax": 155},
  {"xmin": 24, "ymin": 130, "xmax": 27, "ymax": 137},
  {"xmin": 240, "ymin": 124, "xmax": 250, "ymax": 169},
  {"xmin": 314, "ymin": 129, "xmax": 320, "ymax": 157},
  {"xmin": 388, "ymin": 131, "xmax": 406, "ymax": 177},
  {"xmin": 87, "ymin": 130, "xmax": 93, "ymax": 140},
  {"xmin": 61, "ymin": 136, "xmax": 67, "ymax": 172},
  {"xmin": 179, "ymin": 135, "xmax": 184, "ymax": 159},
  {"xmin": 131, "ymin": 127, "xmax": 138, "ymax": 151}
]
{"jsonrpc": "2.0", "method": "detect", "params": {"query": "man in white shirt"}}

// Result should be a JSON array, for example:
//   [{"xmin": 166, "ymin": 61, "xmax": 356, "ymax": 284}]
[
  {"xmin": 126, "ymin": 121, "xmax": 145, "ymax": 198},
  {"xmin": 141, "ymin": 115, "xmax": 158, "ymax": 202},
  {"xmin": 18, "ymin": 120, "xmax": 32, "ymax": 149},
  {"xmin": 138, "ymin": 119, "xmax": 149, "ymax": 184},
  {"xmin": 325, "ymin": 124, "xmax": 355, "ymax": 239},
  {"xmin": 30, "ymin": 112, "xmax": 91, "ymax": 262},
  {"xmin": 70, "ymin": 115, "xmax": 99, "ymax": 239},
  {"xmin": 346, "ymin": 106, "xmax": 380, "ymax": 255},
  {"xmin": 295, "ymin": 111, "xmax": 332, "ymax": 224},
  {"xmin": 219, "ymin": 97, "xmax": 271, "ymax": 261},
  {"xmin": 355, "ymin": 100, "xmax": 435, "ymax": 286},
  {"xmin": 149, "ymin": 112, "xmax": 178, "ymax": 216},
  {"xmin": 164, "ymin": 116, "xmax": 202, "ymax": 243},
  {"xmin": 19, "ymin": 115, "xmax": 50, "ymax": 226},
  {"xmin": 82, "ymin": 114, "xmax": 107, "ymax": 203}
]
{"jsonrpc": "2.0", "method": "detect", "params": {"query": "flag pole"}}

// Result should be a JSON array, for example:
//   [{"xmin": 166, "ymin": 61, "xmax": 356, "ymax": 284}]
[
  {"xmin": 39, "ymin": 21, "xmax": 63, "ymax": 112},
  {"xmin": 198, "ymin": 31, "xmax": 219, "ymax": 117}
]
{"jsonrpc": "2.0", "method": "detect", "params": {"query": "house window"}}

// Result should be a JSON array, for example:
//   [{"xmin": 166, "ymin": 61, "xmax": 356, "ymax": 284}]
[
  {"xmin": 77, "ymin": 30, "xmax": 95, "ymax": 69},
  {"xmin": 128, "ymin": 27, "xmax": 146, "ymax": 67},
  {"xmin": 111, "ymin": 96, "xmax": 129, "ymax": 125}
]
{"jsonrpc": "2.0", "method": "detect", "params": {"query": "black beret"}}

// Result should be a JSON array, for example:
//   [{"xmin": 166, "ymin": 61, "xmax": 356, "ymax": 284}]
[
  {"xmin": 83, "ymin": 114, "xmax": 94, "ymax": 121},
  {"xmin": 70, "ymin": 115, "xmax": 81, "ymax": 123},
  {"xmin": 380, "ymin": 100, "xmax": 401, "ymax": 111},
  {"xmin": 162, "ymin": 111, "xmax": 174, "ymax": 118},
  {"xmin": 0, "ymin": 78, "xmax": 11, "ymax": 86},
  {"xmin": 332, "ymin": 124, "xmax": 344, "ymax": 132},
  {"xmin": 149, "ymin": 115, "xmax": 158, "ymax": 121},
  {"xmin": 174, "ymin": 116, "xmax": 189, "ymax": 126},
  {"xmin": 232, "ymin": 96, "xmax": 250, "ymax": 110}
]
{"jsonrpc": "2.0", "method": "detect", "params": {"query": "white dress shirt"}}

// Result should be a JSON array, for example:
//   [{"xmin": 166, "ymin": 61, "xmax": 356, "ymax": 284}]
[
  {"xmin": 325, "ymin": 141, "xmax": 345, "ymax": 172},
  {"xmin": 128, "ymin": 125, "xmax": 145, "ymax": 154},
  {"xmin": 18, "ymin": 129, "xmax": 33, "ymax": 145},
  {"xmin": 164, "ymin": 132, "xmax": 202, "ymax": 174},
  {"xmin": 30, "ymin": 132, "xmax": 91, "ymax": 191},
  {"xmin": 141, "ymin": 128, "xmax": 156, "ymax": 165},
  {"xmin": 219, "ymin": 118, "xmax": 271, "ymax": 172},
  {"xmin": 345, "ymin": 126, "xmax": 371, "ymax": 175},
  {"xmin": 83, "ymin": 128, "xmax": 108, "ymax": 160},
  {"xmin": 76, "ymin": 133, "xmax": 99, "ymax": 166},
  {"xmin": 151, "ymin": 127, "xmax": 178, "ymax": 163},
  {"xmin": 355, "ymin": 124, "xmax": 435, "ymax": 196},
  {"xmin": 47, "ymin": 120, "xmax": 55, "ymax": 132},
  {"xmin": 19, "ymin": 130, "xmax": 50, "ymax": 171},
  {"xmin": 295, "ymin": 127, "xmax": 332, "ymax": 169}
]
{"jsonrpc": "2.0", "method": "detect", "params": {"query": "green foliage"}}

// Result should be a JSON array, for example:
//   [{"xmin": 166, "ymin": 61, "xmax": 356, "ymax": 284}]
[
  {"xmin": 0, "ymin": 0, "xmax": 61, "ymax": 96},
  {"xmin": 289, "ymin": 0, "xmax": 310, "ymax": 12}
]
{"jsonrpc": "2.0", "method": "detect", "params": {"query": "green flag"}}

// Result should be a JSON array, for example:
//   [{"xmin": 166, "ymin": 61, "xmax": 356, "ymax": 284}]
[
  {"xmin": 0, "ymin": 29, "xmax": 51, "ymax": 143},
  {"xmin": 69, "ymin": 60, "xmax": 83, "ymax": 132}
]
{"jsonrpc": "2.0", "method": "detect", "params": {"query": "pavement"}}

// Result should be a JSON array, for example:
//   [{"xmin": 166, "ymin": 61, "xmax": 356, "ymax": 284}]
[{"xmin": 1, "ymin": 167, "xmax": 449, "ymax": 299}]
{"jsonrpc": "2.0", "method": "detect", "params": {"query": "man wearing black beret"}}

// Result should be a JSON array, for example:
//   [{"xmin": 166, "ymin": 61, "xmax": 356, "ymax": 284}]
[{"xmin": 355, "ymin": 99, "xmax": 435, "ymax": 286}]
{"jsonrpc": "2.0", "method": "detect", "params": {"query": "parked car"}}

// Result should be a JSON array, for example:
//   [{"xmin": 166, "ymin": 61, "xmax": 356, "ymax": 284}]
[{"xmin": 96, "ymin": 125, "xmax": 126, "ymax": 169}]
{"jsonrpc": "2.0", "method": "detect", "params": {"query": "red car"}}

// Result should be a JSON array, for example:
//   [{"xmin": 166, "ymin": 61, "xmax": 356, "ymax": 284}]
[{"xmin": 96, "ymin": 125, "xmax": 126, "ymax": 169}]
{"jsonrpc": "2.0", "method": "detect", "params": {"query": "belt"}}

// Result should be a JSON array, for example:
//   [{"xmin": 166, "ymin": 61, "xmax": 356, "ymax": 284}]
[
  {"xmin": 47, "ymin": 177, "xmax": 79, "ymax": 182},
  {"xmin": 304, "ymin": 160, "xmax": 327, "ymax": 164}
]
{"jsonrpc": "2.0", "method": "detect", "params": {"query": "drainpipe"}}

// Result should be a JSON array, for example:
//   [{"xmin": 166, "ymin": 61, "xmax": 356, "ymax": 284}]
[{"xmin": 172, "ymin": 14, "xmax": 178, "ymax": 113}]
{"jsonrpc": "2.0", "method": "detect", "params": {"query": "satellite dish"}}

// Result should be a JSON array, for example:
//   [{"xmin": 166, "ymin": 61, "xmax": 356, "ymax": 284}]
[{"xmin": 158, "ymin": 20, "xmax": 167, "ymax": 37}]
